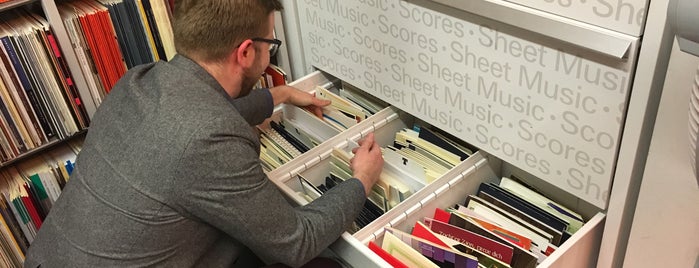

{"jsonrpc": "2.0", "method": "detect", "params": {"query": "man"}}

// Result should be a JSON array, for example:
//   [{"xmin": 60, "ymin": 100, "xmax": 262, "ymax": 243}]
[{"xmin": 23, "ymin": 0, "xmax": 384, "ymax": 267}]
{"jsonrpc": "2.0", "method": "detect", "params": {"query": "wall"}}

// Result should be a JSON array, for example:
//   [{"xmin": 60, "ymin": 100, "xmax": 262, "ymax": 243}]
[{"xmin": 623, "ymin": 41, "xmax": 699, "ymax": 268}]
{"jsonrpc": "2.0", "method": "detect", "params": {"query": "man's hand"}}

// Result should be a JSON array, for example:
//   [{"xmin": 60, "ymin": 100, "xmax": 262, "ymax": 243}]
[
  {"xmin": 350, "ymin": 133, "xmax": 383, "ymax": 196},
  {"xmin": 270, "ymin": 85, "xmax": 330, "ymax": 118}
]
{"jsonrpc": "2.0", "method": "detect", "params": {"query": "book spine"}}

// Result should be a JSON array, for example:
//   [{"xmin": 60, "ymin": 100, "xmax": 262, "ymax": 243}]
[
  {"xmin": 0, "ymin": 99, "xmax": 23, "ymax": 154},
  {"xmin": 124, "ymin": 0, "xmax": 153, "ymax": 64},
  {"xmin": 47, "ymin": 31, "xmax": 89, "ymax": 128},
  {"xmin": 18, "ymin": 31, "xmax": 65, "ymax": 139},
  {"xmin": 1, "ymin": 36, "xmax": 53, "ymax": 141},
  {"xmin": 77, "ymin": 14, "xmax": 110, "ymax": 93},
  {"xmin": 23, "ymin": 183, "xmax": 46, "ymax": 220},
  {"xmin": 96, "ymin": 9, "xmax": 127, "ymax": 89},
  {"xmin": 0, "ymin": 43, "xmax": 38, "ymax": 149},
  {"xmin": 39, "ymin": 172, "xmax": 61, "ymax": 203},
  {"xmin": 8, "ymin": 194, "xmax": 33, "ymax": 243},
  {"xmin": 19, "ymin": 185, "xmax": 42, "ymax": 231},
  {"xmin": 134, "ymin": 0, "xmax": 159, "ymax": 61},
  {"xmin": 20, "ymin": 195, "xmax": 41, "ymax": 230},
  {"xmin": 0, "ymin": 195, "xmax": 28, "ymax": 253},
  {"xmin": 0, "ymin": 214, "xmax": 24, "ymax": 265},
  {"xmin": 141, "ymin": 0, "xmax": 166, "ymax": 60},
  {"xmin": 104, "ymin": 4, "xmax": 133, "ymax": 69},
  {"xmin": 0, "ymin": 112, "xmax": 18, "ymax": 157},
  {"xmin": 64, "ymin": 14, "xmax": 105, "ymax": 104}
]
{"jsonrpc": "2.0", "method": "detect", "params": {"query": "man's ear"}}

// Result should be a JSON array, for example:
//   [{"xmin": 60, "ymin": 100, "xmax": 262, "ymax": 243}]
[{"xmin": 234, "ymin": 39, "xmax": 256, "ymax": 68}]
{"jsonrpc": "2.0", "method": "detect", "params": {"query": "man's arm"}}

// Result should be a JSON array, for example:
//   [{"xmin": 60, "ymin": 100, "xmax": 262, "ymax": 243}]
[
  {"xmin": 232, "ymin": 89, "xmax": 274, "ymax": 125},
  {"xmin": 233, "ymin": 86, "xmax": 330, "ymax": 126},
  {"xmin": 173, "ymin": 116, "xmax": 366, "ymax": 267},
  {"xmin": 268, "ymin": 85, "xmax": 329, "ymax": 118}
]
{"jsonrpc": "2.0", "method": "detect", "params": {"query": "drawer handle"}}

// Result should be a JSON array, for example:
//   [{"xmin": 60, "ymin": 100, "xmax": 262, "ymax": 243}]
[{"xmin": 410, "ymin": 0, "xmax": 634, "ymax": 59}]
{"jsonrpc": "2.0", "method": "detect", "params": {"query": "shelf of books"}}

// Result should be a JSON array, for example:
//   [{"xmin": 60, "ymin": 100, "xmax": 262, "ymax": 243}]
[
  {"xmin": 0, "ymin": 0, "xmax": 177, "ymax": 165},
  {"xmin": 0, "ymin": 1, "xmax": 36, "ymax": 13},
  {"xmin": 0, "ymin": 8, "xmax": 88, "ymax": 162},
  {"xmin": 0, "ymin": 0, "xmax": 176, "ymax": 266},
  {"xmin": 52, "ymin": 0, "xmax": 176, "ymax": 109},
  {"xmin": 0, "ymin": 0, "xmax": 300, "ymax": 264},
  {"xmin": 0, "ymin": 136, "xmax": 81, "ymax": 267}
]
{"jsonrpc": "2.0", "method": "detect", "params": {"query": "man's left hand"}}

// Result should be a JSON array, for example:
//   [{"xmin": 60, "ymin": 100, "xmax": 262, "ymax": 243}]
[{"xmin": 270, "ymin": 85, "xmax": 331, "ymax": 118}]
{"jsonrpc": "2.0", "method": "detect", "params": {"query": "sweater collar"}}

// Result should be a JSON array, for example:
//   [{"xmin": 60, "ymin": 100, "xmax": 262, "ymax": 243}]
[{"xmin": 168, "ymin": 54, "xmax": 234, "ymax": 102}]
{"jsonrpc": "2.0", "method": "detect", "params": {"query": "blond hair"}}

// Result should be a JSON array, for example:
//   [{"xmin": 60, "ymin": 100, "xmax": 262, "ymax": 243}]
[{"xmin": 173, "ymin": 0, "xmax": 283, "ymax": 62}]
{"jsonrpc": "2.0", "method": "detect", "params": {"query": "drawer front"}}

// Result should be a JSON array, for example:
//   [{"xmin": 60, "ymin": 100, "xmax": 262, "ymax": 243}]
[
  {"xmin": 287, "ymin": 70, "xmax": 337, "ymax": 91},
  {"xmin": 500, "ymin": 0, "xmax": 648, "ymax": 36},
  {"xmin": 539, "ymin": 213, "xmax": 605, "ymax": 267}
]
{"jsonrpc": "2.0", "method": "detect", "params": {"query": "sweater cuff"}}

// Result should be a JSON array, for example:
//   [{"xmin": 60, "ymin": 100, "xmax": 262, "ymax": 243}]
[{"xmin": 346, "ymin": 178, "xmax": 368, "ymax": 198}]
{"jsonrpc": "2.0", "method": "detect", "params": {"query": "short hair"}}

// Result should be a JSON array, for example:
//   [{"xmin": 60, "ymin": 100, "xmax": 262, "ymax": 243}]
[{"xmin": 173, "ymin": 0, "xmax": 283, "ymax": 63}]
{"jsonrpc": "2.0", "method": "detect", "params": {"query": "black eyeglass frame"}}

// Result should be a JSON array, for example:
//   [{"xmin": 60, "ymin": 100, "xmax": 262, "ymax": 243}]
[{"xmin": 250, "ymin": 37, "xmax": 282, "ymax": 56}]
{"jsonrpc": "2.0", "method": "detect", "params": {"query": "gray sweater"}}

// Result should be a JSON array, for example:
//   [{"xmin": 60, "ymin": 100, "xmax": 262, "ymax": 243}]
[{"xmin": 23, "ymin": 55, "xmax": 366, "ymax": 267}]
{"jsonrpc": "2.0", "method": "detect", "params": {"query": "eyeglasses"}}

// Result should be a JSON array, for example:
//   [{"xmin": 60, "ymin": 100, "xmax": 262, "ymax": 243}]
[{"xmin": 251, "ymin": 38, "xmax": 282, "ymax": 57}]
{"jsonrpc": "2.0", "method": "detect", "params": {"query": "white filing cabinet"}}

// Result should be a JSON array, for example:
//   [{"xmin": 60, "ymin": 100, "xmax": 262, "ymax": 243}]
[
  {"xmin": 269, "ymin": 0, "xmax": 676, "ymax": 267},
  {"xmin": 265, "ymin": 70, "xmax": 605, "ymax": 267}
]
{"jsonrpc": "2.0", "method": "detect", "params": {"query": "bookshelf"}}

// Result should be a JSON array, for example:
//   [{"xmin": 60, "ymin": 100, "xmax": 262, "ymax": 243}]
[
  {"xmin": 0, "ymin": 0, "xmax": 88, "ymax": 165},
  {"xmin": 0, "ymin": 1, "xmax": 177, "ymax": 265},
  {"xmin": 40, "ymin": 0, "xmax": 96, "ymax": 117},
  {"xmin": 0, "ymin": 0, "xmax": 182, "ymax": 165},
  {"xmin": 0, "ymin": 1, "xmax": 302, "ymax": 266},
  {"xmin": 0, "ymin": 0, "xmax": 37, "ymax": 12},
  {"xmin": 0, "ymin": 130, "xmax": 84, "ymax": 169}
]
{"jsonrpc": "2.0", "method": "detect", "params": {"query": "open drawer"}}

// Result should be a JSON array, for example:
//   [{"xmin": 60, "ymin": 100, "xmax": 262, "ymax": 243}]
[
  {"xmin": 326, "ymin": 152, "xmax": 605, "ymax": 267},
  {"xmin": 257, "ymin": 104, "xmax": 341, "ymax": 172},
  {"xmin": 259, "ymin": 70, "xmax": 389, "ymax": 174},
  {"xmin": 267, "ymin": 104, "xmax": 481, "ymax": 228}
]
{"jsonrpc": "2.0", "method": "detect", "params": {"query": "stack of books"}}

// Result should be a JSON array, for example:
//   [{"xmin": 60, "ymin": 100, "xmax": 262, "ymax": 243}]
[
  {"xmin": 0, "ymin": 9, "xmax": 89, "ymax": 162},
  {"xmin": 0, "ymin": 142, "xmax": 80, "ymax": 267},
  {"xmin": 57, "ymin": 0, "xmax": 175, "ymax": 105},
  {"xmin": 296, "ymin": 124, "xmax": 475, "ymax": 233},
  {"xmin": 254, "ymin": 64, "xmax": 288, "ymax": 90},
  {"xmin": 257, "ymin": 82, "xmax": 387, "ymax": 172},
  {"xmin": 369, "ymin": 176, "xmax": 586, "ymax": 268}
]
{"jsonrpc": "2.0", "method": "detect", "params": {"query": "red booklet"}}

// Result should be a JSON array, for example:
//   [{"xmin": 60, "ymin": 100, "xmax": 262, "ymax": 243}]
[
  {"xmin": 264, "ymin": 65, "xmax": 287, "ymax": 87},
  {"xmin": 21, "ymin": 184, "xmax": 42, "ymax": 229},
  {"xmin": 367, "ymin": 241, "xmax": 409, "ymax": 268},
  {"xmin": 424, "ymin": 217, "xmax": 514, "ymax": 264},
  {"xmin": 469, "ymin": 215, "xmax": 533, "ymax": 250},
  {"xmin": 411, "ymin": 221, "xmax": 451, "ymax": 248},
  {"xmin": 434, "ymin": 207, "xmax": 451, "ymax": 223}
]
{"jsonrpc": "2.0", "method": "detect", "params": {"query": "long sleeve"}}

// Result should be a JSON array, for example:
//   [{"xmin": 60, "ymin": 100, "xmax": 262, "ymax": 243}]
[
  {"xmin": 23, "ymin": 55, "xmax": 356, "ymax": 268},
  {"xmin": 173, "ymin": 115, "xmax": 366, "ymax": 267},
  {"xmin": 233, "ymin": 89, "xmax": 274, "ymax": 125}
]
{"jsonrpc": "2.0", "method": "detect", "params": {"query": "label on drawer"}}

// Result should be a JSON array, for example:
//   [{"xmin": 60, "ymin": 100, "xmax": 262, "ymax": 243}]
[
  {"xmin": 296, "ymin": 0, "xmax": 637, "ymax": 208},
  {"xmin": 502, "ymin": 0, "xmax": 648, "ymax": 36}
]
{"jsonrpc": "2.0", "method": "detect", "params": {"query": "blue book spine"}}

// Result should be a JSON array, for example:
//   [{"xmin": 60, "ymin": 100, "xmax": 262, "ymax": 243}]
[{"xmin": 1, "ymin": 36, "xmax": 53, "ymax": 141}]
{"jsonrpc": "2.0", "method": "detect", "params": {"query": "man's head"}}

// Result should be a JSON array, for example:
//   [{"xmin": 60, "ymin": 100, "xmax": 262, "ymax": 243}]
[{"xmin": 173, "ymin": 0, "xmax": 283, "ymax": 63}]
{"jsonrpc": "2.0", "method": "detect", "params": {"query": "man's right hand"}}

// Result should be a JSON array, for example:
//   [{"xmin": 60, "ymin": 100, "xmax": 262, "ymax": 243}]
[{"xmin": 350, "ymin": 133, "xmax": 383, "ymax": 196}]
